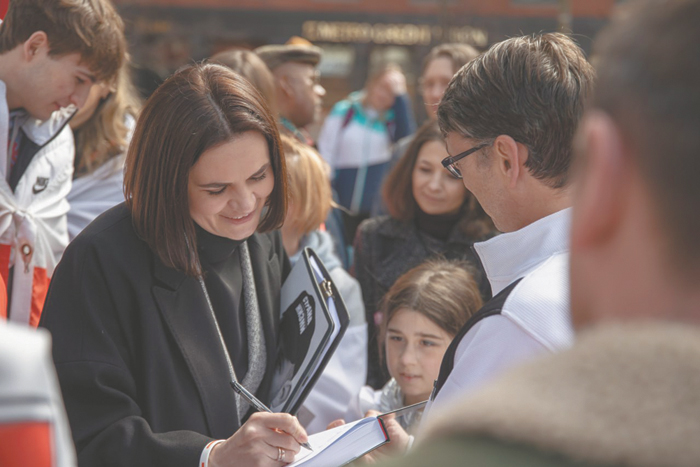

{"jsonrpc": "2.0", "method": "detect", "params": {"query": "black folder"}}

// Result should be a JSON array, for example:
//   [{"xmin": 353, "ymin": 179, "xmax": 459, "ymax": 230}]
[{"xmin": 268, "ymin": 247, "xmax": 350, "ymax": 415}]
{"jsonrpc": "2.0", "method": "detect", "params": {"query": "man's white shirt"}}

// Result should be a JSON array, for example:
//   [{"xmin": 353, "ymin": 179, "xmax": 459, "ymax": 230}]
[{"xmin": 423, "ymin": 208, "xmax": 575, "ymax": 425}]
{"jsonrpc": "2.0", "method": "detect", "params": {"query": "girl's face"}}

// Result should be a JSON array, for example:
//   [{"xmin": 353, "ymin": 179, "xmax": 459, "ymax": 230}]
[
  {"xmin": 188, "ymin": 131, "xmax": 274, "ymax": 240},
  {"xmin": 385, "ymin": 308, "xmax": 453, "ymax": 405},
  {"xmin": 412, "ymin": 140, "xmax": 468, "ymax": 216}
]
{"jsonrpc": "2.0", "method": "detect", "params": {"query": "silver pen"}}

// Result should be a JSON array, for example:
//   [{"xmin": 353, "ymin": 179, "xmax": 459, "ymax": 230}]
[{"xmin": 231, "ymin": 381, "xmax": 313, "ymax": 451}]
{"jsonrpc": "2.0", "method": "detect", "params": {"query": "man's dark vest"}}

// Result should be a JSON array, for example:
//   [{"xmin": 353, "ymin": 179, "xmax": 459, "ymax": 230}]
[{"xmin": 432, "ymin": 278, "xmax": 523, "ymax": 400}]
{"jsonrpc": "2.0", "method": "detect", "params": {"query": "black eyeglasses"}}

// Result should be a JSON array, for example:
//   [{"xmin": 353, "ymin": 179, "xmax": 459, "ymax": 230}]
[{"xmin": 441, "ymin": 143, "xmax": 490, "ymax": 179}]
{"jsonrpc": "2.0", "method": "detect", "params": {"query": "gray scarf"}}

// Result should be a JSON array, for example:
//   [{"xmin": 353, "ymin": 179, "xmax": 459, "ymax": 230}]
[{"xmin": 198, "ymin": 240, "xmax": 267, "ymax": 424}]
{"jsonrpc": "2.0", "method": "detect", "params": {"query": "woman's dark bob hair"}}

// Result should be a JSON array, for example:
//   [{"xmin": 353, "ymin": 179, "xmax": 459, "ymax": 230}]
[
  {"xmin": 382, "ymin": 120, "xmax": 494, "ymax": 239},
  {"xmin": 124, "ymin": 63, "xmax": 287, "ymax": 276}
]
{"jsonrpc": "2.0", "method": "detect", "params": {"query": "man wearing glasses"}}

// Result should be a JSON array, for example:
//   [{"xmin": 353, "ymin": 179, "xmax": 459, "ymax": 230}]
[{"xmin": 424, "ymin": 32, "xmax": 595, "ymax": 420}]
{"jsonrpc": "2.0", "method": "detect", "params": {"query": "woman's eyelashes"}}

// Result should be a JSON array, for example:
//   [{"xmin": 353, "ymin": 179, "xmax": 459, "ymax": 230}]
[
  {"xmin": 207, "ymin": 186, "xmax": 226, "ymax": 196},
  {"xmin": 205, "ymin": 170, "xmax": 268, "ymax": 195},
  {"xmin": 251, "ymin": 171, "xmax": 268, "ymax": 182}
]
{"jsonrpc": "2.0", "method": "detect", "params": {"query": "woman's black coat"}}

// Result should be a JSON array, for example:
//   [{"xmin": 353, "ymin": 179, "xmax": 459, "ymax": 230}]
[{"xmin": 39, "ymin": 203, "xmax": 290, "ymax": 466}]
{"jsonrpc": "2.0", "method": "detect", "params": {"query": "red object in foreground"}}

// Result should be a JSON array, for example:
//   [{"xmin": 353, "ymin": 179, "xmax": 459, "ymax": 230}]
[
  {"xmin": 0, "ymin": 422, "xmax": 54, "ymax": 467},
  {"xmin": 0, "ymin": 0, "xmax": 8, "ymax": 19}
]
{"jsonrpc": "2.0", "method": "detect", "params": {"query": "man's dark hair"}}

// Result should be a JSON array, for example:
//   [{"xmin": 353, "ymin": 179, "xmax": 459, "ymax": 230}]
[
  {"xmin": 438, "ymin": 33, "xmax": 595, "ymax": 189},
  {"xmin": 591, "ymin": 0, "xmax": 700, "ymax": 274}
]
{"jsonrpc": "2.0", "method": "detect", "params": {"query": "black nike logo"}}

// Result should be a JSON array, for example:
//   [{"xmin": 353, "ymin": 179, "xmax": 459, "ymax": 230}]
[{"xmin": 32, "ymin": 177, "xmax": 49, "ymax": 194}]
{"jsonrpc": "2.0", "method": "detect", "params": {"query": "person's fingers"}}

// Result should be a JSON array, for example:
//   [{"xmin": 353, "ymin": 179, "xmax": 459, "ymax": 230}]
[
  {"xmin": 361, "ymin": 451, "xmax": 378, "ymax": 464},
  {"xmin": 364, "ymin": 409, "xmax": 380, "ymax": 418},
  {"xmin": 264, "ymin": 443, "xmax": 295, "ymax": 464},
  {"xmin": 250, "ymin": 412, "xmax": 309, "ymax": 445},
  {"xmin": 263, "ymin": 430, "xmax": 302, "ymax": 455},
  {"xmin": 326, "ymin": 419, "xmax": 345, "ymax": 430}
]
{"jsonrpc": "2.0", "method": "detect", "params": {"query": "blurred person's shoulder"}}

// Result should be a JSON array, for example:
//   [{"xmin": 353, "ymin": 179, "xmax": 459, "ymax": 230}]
[
  {"xmin": 379, "ymin": 435, "xmax": 592, "ymax": 467},
  {"xmin": 358, "ymin": 215, "xmax": 409, "ymax": 240}
]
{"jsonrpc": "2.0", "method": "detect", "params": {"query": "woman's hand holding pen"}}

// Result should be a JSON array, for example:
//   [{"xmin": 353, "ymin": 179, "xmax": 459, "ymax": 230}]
[{"xmin": 209, "ymin": 412, "xmax": 309, "ymax": 466}]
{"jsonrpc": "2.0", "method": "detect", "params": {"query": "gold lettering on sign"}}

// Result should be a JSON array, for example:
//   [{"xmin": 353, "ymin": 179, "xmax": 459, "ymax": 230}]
[{"xmin": 302, "ymin": 21, "xmax": 487, "ymax": 47}]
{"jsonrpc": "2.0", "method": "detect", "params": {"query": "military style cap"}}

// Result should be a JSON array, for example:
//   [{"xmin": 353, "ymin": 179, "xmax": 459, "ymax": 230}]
[{"xmin": 255, "ymin": 37, "xmax": 322, "ymax": 71}]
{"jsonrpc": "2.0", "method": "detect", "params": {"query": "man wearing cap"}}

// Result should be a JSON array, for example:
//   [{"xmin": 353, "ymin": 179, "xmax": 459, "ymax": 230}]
[{"xmin": 256, "ymin": 38, "xmax": 325, "ymax": 145}]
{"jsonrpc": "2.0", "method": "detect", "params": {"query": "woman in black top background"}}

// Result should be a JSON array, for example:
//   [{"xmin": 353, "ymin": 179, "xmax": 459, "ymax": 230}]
[{"xmin": 40, "ymin": 64, "xmax": 308, "ymax": 467}]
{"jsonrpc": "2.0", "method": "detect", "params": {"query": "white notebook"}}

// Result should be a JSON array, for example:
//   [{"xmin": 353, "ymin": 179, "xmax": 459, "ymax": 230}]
[{"xmin": 289, "ymin": 416, "xmax": 389, "ymax": 467}]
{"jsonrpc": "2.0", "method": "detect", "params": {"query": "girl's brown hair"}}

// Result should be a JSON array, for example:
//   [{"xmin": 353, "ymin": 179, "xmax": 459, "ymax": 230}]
[
  {"xmin": 280, "ymin": 134, "xmax": 333, "ymax": 236},
  {"xmin": 124, "ymin": 63, "xmax": 287, "ymax": 276},
  {"xmin": 382, "ymin": 120, "xmax": 495, "ymax": 239},
  {"xmin": 74, "ymin": 60, "xmax": 141, "ymax": 177},
  {"xmin": 378, "ymin": 259, "xmax": 483, "ymax": 357}
]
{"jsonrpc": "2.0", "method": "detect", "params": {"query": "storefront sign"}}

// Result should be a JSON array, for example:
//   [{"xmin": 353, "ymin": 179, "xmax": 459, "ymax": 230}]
[{"xmin": 302, "ymin": 21, "xmax": 488, "ymax": 47}]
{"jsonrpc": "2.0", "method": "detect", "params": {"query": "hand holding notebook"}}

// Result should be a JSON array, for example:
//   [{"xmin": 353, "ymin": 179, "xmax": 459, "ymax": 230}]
[
  {"xmin": 287, "ymin": 401, "xmax": 428, "ymax": 466},
  {"xmin": 287, "ymin": 416, "xmax": 389, "ymax": 467}
]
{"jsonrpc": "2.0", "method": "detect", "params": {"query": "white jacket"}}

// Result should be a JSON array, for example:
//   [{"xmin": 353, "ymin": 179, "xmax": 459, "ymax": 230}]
[
  {"xmin": 0, "ymin": 80, "xmax": 74, "ymax": 326},
  {"xmin": 67, "ymin": 114, "xmax": 134, "ymax": 240}
]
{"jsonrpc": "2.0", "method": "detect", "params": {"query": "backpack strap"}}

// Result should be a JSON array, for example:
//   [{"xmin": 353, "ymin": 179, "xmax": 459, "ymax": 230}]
[{"xmin": 432, "ymin": 278, "xmax": 524, "ymax": 399}]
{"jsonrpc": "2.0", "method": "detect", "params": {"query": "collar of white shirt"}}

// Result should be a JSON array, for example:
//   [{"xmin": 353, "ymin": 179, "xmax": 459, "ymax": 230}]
[{"xmin": 474, "ymin": 208, "xmax": 572, "ymax": 296}]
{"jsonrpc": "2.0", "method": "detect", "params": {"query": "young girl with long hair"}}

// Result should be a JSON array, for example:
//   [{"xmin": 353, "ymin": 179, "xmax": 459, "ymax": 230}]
[{"xmin": 346, "ymin": 258, "xmax": 483, "ymax": 433}]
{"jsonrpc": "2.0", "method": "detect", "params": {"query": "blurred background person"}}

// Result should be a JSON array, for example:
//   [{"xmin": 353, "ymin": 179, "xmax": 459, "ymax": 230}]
[
  {"xmin": 354, "ymin": 121, "xmax": 495, "ymax": 388},
  {"xmin": 256, "ymin": 38, "xmax": 325, "ymax": 146},
  {"xmin": 278, "ymin": 134, "xmax": 367, "ymax": 434},
  {"xmin": 393, "ymin": 43, "xmax": 480, "ymax": 165},
  {"xmin": 256, "ymin": 39, "xmax": 352, "ymax": 270},
  {"xmin": 317, "ymin": 64, "xmax": 416, "ymax": 230},
  {"xmin": 67, "ymin": 60, "xmax": 140, "ymax": 240},
  {"xmin": 210, "ymin": 48, "xmax": 277, "ymax": 116},
  {"xmin": 419, "ymin": 43, "xmax": 480, "ymax": 122},
  {"xmin": 373, "ymin": 44, "xmax": 481, "ymax": 217},
  {"xmin": 0, "ymin": 0, "xmax": 125, "ymax": 327},
  {"xmin": 345, "ymin": 259, "xmax": 482, "ymax": 436}
]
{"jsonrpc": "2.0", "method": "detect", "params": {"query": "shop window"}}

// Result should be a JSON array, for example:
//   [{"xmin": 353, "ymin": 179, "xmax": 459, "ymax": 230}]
[{"xmin": 317, "ymin": 45, "xmax": 356, "ymax": 78}]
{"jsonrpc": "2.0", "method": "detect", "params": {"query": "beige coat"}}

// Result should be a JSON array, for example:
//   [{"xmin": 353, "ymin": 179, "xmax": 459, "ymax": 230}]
[{"xmin": 421, "ymin": 324, "xmax": 700, "ymax": 466}]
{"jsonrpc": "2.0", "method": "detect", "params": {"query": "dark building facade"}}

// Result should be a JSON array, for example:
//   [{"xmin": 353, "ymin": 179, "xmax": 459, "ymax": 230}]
[{"xmin": 116, "ymin": 0, "xmax": 619, "ymax": 118}]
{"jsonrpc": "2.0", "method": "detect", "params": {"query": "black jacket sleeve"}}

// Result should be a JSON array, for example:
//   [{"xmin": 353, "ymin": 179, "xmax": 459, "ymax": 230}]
[{"xmin": 40, "ymin": 239, "xmax": 211, "ymax": 467}]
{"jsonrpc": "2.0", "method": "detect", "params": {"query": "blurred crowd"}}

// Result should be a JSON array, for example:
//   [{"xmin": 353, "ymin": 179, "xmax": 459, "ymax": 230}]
[{"xmin": 1, "ymin": 0, "xmax": 700, "ymax": 466}]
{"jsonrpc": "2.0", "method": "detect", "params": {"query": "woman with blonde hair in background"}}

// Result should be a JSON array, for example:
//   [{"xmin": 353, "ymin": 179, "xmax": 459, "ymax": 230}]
[
  {"xmin": 279, "ymin": 134, "xmax": 367, "ymax": 434},
  {"xmin": 67, "ymin": 59, "xmax": 140, "ymax": 239}
]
